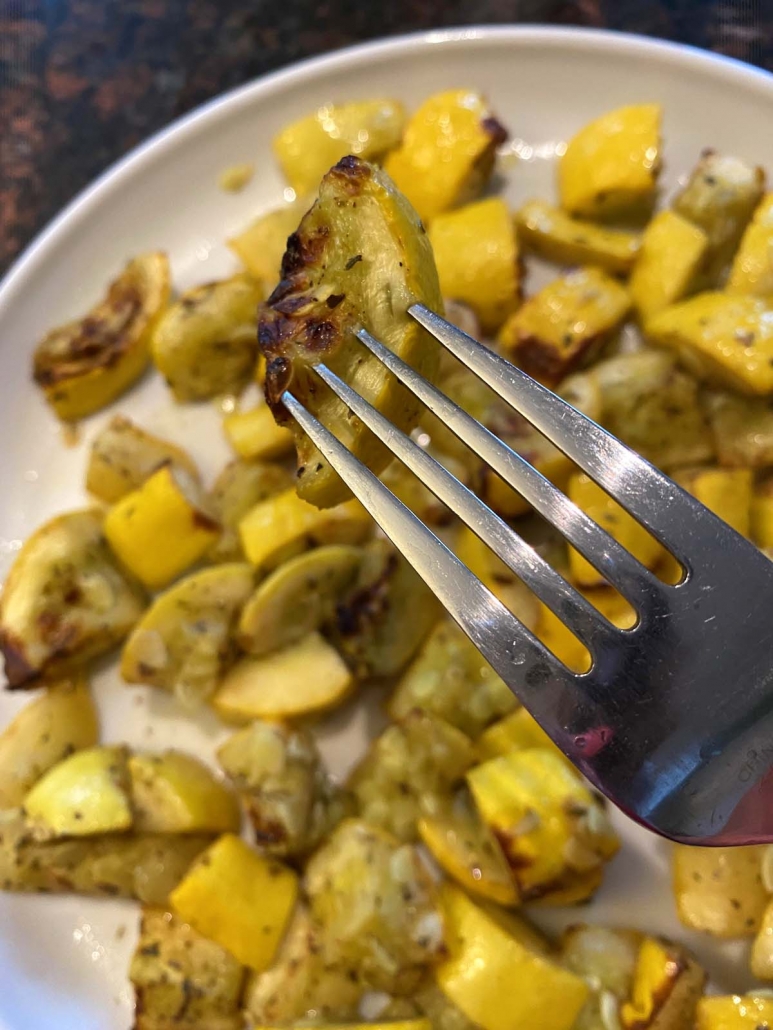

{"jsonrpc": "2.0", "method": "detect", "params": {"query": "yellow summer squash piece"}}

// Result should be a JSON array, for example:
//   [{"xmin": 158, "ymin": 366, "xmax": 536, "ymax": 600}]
[
  {"xmin": 388, "ymin": 618, "xmax": 516, "ymax": 738},
  {"xmin": 515, "ymin": 198, "xmax": 641, "ymax": 273},
  {"xmin": 728, "ymin": 193, "xmax": 773, "ymax": 298},
  {"xmin": 239, "ymin": 487, "xmax": 371, "ymax": 571},
  {"xmin": 498, "ymin": 267, "xmax": 630, "ymax": 386},
  {"xmin": 629, "ymin": 210, "xmax": 709, "ymax": 319},
  {"xmin": 567, "ymin": 472, "xmax": 666, "ymax": 586},
  {"xmin": 170, "ymin": 833, "xmax": 298, "ymax": 971},
  {"xmin": 620, "ymin": 936, "xmax": 705, "ymax": 1030},
  {"xmin": 212, "ymin": 632, "xmax": 353, "ymax": 722},
  {"xmin": 418, "ymin": 790, "xmax": 518, "ymax": 906},
  {"xmin": 121, "ymin": 563, "xmax": 253, "ymax": 705},
  {"xmin": 645, "ymin": 292, "xmax": 773, "ymax": 395},
  {"xmin": 384, "ymin": 89, "xmax": 507, "ymax": 223},
  {"xmin": 673, "ymin": 151, "xmax": 765, "ymax": 284},
  {"xmin": 475, "ymin": 707, "xmax": 571, "ymax": 768},
  {"xmin": 32, "ymin": 252, "xmax": 170, "ymax": 421},
  {"xmin": 151, "ymin": 273, "xmax": 263, "ymax": 402},
  {"xmin": 696, "ymin": 995, "xmax": 773, "ymax": 1030},
  {"xmin": 259, "ymin": 156, "xmax": 442, "ymax": 508},
  {"xmin": 228, "ymin": 197, "xmax": 309, "ymax": 286},
  {"xmin": 435, "ymin": 884, "xmax": 588, "ymax": 1030},
  {"xmin": 674, "ymin": 466, "xmax": 752, "ymax": 537},
  {"xmin": 129, "ymin": 750, "xmax": 241, "ymax": 834},
  {"xmin": 23, "ymin": 744, "xmax": 132, "ymax": 839},
  {"xmin": 223, "ymin": 404, "xmax": 294, "ymax": 461},
  {"xmin": 130, "ymin": 906, "xmax": 246, "ymax": 1030},
  {"xmin": 428, "ymin": 197, "xmax": 519, "ymax": 333},
  {"xmin": 273, "ymin": 99, "xmax": 406, "ymax": 196},
  {"xmin": 0, "ymin": 676, "xmax": 98, "ymax": 808},
  {"xmin": 672, "ymin": 843, "xmax": 768, "ymax": 936},
  {"xmin": 467, "ymin": 747, "xmax": 619, "ymax": 904},
  {"xmin": 207, "ymin": 460, "xmax": 292, "ymax": 564},
  {"xmin": 86, "ymin": 415, "xmax": 200, "ymax": 504},
  {"xmin": 0, "ymin": 509, "xmax": 146, "ymax": 688},
  {"xmin": 559, "ymin": 104, "xmax": 661, "ymax": 220},
  {"xmin": 305, "ymin": 818, "xmax": 446, "ymax": 994},
  {"xmin": 104, "ymin": 465, "xmax": 220, "ymax": 589},
  {"xmin": 237, "ymin": 545, "xmax": 362, "ymax": 657},
  {"xmin": 241, "ymin": 903, "xmax": 362, "ymax": 1025},
  {"xmin": 594, "ymin": 350, "xmax": 714, "ymax": 471}
]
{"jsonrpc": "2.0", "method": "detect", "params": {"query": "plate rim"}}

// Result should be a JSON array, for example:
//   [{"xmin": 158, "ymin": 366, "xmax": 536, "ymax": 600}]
[{"xmin": 2, "ymin": 24, "xmax": 773, "ymax": 317}]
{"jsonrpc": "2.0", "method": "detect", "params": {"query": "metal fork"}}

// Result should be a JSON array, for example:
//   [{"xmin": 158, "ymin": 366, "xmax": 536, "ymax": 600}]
[{"xmin": 281, "ymin": 304, "xmax": 773, "ymax": 846}]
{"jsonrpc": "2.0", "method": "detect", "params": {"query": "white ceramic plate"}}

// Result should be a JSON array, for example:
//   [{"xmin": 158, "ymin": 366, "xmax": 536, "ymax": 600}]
[{"xmin": 1, "ymin": 25, "xmax": 773, "ymax": 1029}]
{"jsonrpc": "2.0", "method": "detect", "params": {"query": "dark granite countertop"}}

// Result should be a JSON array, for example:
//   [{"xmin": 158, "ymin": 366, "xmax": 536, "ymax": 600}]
[{"xmin": 1, "ymin": 0, "xmax": 771, "ymax": 275}]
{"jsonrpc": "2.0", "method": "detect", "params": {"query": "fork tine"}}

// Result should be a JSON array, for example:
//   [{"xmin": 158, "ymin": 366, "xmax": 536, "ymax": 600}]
[
  {"xmin": 313, "ymin": 360, "xmax": 619, "ymax": 654},
  {"xmin": 409, "ymin": 303, "xmax": 716, "ymax": 565},
  {"xmin": 355, "ymin": 326, "xmax": 665, "ymax": 608},
  {"xmin": 280, "ymin": 390, "xmax": 577, "ymax": 707}
]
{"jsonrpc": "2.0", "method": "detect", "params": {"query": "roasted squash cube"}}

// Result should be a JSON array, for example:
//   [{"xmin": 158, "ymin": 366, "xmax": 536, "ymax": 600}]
[
  {"xmin": 674, "ymin": 466, "xmax": 752, "ymax": 537},
  {"xmin": 620, "ymin": 936, "xmax": 705, "ymax": 1030},
  {"xmin": 418, "ymin": 789, "xmax": 517, "ymax": 906},
  {"xmin": 435, "ymin": 884, "xmax": 588, "ymax": 1030},
  {"xmin": 559, "ymin": 104, "xmax": 661, "ymax": 220},
  {"xmin": 0, "ymin": 509, "xmax": 146, "ymax": 688},
  {"xmin": 217, "ymin": 721, "xmax": 348, "ymax": 857},
  {"xmin": 330, "ymin": 539, "xmax": 440, "ymax": 678},
  {"xmin": 228, "ymin": 198, "xmax": 309, "ymax": 287},
  {"xmin": 515, "ymin": 199, "xmax": 641, "ymax": 274},
  {"xmin": 274, "ymin": 99, "xmax": 405, "ymax": 196},
  {"xmin": 0, "ymin": 676, "xmax": 98, "ymax": 808},
  {"xmin": 672, "ymin": 843, "xmax": 767, "ymax": 937},
  {"xmin": 560, "ymin": 924, "xmax": 641, "ymax": 1030},
  {"xmin": 594, "ymin": 350, "xmax": 713, "ymax": 470},
  {"xmin": 384, "ymin": 89, "xmax": 506, "ymax": 222},
  {"xmin": 429, "ymin": 198, "xmax": 519, "ymax": 333},
  {"xmin": 467, "ymin": 747, "xmax": 619, "ymax": 903},
  {"xmin": 645, "ymin": 292, "xmax": 773, "ymax": 395},
  {"xmin": 238, "ymin": 487, "xmax": 372, "ymax": 571},
  {"xmin": 86, "ymin": 415, "xmax": 200, "ymax": 504},
  {"xmin": 567, "ymin": 472, "xmax": 665, "ymax": 586},
  {"xmin": 389, "ymin": 618, "xmax": 516, "ymax": 738},
  {"xmin": 151, "ymin": 273, "xmax": 263, "ymax": 402},
  {"xmin": 237, "ymin": 544, "xmax": 362, "ymax": 657},
  {"xmin": 705, "ymin": 390, "xmax": 773, "ymax": 468},
  {"xmin": 476, "ymin": 707, "xmax": 571, "ymax": 768},
  {"xmin": 207, "ymin": 460, "xmax": 292, "ymax": 564},
  {"xmin": 629, "ymin": 210, "xmax": 708, "ymax": 319},
  {"xmin": 130, "ymin": 906, "xmax": 246, "ymax": 1030},
  {"xmin": 105, "ymin": 465, "xmax": 220, "ymax": 589},
  {"xmin": 498, "ymin": 268, "xmax": 630, "ymax": 386},
  {"xmin": 259, "ymin": 156, "xmax": 442, "ymax": 508},
  {"xmin": 305, "ymin": 818, "xmax": 446, "ymax": 993},
  {"xmin": 696, "ymin": 995, "xmax": 773, "ymax": 1030},
  {"xmin": 129, "ymin": 750, "xmax": 241, "ymax": 835},
  {"xmin": 121, "ymin": 563, "xmax": 253, "ymax": 704},
  {"xmin": 212, "ymin": 632, "xmax": 354, "ymax": 722},
  {"xmin": 32, "ymin": 252, "xmax": 170, "ymax": 421},
  {"xmin": 170, "ymin": 833, "xmax": 298, "ymax": 971},
  {"xmin": 223, "ymin": 404, "xmax": 294, "ymax": 461},
  {"xmin": 728, "ymin": 193, "xmax": 773, "ymax": 298},
  {"xmin": 349, "ymin": 711, "xmax": 475, "ymax": 841},
  {"xmin": 673, "ymin": 150, "xmax": 765, "ymax": 284},
  {"xmin": 23, "ymin": 744, "xmax": 132, "ymax": 839}
]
